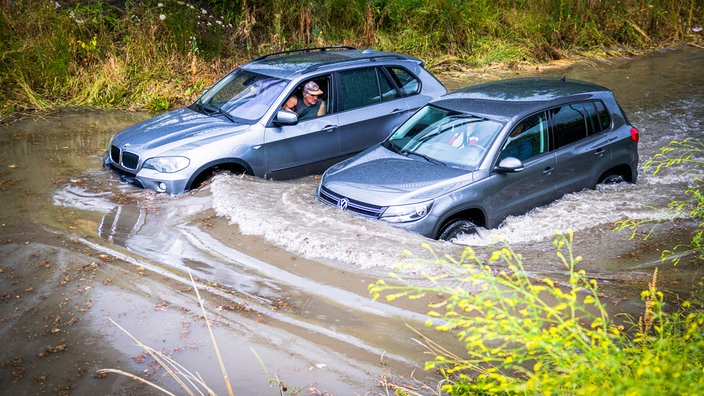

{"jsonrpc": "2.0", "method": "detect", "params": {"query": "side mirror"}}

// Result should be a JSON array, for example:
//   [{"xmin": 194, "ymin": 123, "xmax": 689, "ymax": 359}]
[
  {"xmin": 495, "ymin": 157, "xmax": 524, "ymax": 173},
  {"xmin": 274, "ymin": 110, "xmax": 298, "ymax": 126}
]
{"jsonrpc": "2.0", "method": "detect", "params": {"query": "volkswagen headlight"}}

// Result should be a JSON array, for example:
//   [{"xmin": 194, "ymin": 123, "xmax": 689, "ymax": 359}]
[
  {"xmin": 380, "ymin": 201, "xmax": 433, "ymax": 223},
  {"xmin": 142, "ymin": 156, "xmax": 190, "ymax": 173}
]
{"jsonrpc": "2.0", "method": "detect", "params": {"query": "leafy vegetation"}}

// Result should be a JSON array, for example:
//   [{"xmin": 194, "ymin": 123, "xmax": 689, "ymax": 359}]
[
  {"xmin": 1, "ymin": 0, "xmax": 703, "ymax": 120},
  {"xmin": 616, "ymin": 138, "xmax": 704, "ymax": 265},
  {"xmin": 370, "ymin": 231, "xmax": 704, "ymax": 395}
]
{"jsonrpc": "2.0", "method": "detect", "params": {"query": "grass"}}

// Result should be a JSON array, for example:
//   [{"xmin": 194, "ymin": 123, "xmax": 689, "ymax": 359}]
[{"xmin": 1, "ymin": 0, "xmax": 702, "ymax": 121}]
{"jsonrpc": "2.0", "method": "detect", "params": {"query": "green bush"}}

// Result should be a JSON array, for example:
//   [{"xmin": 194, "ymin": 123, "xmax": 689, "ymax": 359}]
[{"xmin": 370, "ymin": 231, "xmax": 704, "ymax": 394}]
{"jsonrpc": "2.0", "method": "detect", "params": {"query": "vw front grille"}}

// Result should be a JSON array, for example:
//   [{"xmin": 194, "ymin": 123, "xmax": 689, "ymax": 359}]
[{"xmin": 318, "ymin": 186, "xmax": 384, "ymax": 218}]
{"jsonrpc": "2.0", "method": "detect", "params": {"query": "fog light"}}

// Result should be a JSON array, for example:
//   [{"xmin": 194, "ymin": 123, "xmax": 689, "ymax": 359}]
[{"xmin": 158, "ymin": 182, "xmax": 167, "ymax": 192}]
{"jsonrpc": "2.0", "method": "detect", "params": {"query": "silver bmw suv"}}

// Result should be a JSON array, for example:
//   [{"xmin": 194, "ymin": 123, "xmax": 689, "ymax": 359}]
[
  {"xmin": 104, "ymin": 47, "xmax": 447, "ymax": 193},
  {"xmin": 316, "ymin": 77, "xmax": 640, "ymax": 240}
]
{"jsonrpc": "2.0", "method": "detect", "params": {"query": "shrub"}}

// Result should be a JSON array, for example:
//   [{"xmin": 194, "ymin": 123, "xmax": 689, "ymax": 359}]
[
  {"xmin": 370, "ymin": 231, "xmax": 704, "ymax": 394},
  {"xmin": 615, "ymin": 138, "xmax": 704, "ymax": 265}
]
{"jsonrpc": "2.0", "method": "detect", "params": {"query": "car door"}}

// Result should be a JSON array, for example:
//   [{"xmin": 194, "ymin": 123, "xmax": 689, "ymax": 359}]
[
  {"xmin": 335, "ymin": 66, "xmax": 413, "ymax": 159},
  {"xmin": 489, "ymin": 113, "xmax": 557, "ymax": 222},
  {"xmin": 549, "ymin": 101, "xmax": 613, "ymax": 196},
  {"xmin": 262, "ymin": 75, "xmax": 341, "ymax": 180}
]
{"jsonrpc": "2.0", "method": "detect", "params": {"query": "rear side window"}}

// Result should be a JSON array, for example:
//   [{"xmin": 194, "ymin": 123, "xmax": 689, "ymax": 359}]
[
  {"xmin": 378, "ymin": 70, "xmax": 399, "ymax": 103},
  {"xmin": 338, "ymin": 67, "xmax": 398, "ymax": 111},
  {"xmin": 595, "ymin": 101, "xmax": 611, "ymax": 131},
  {"xmin": 552, "ymin": 101, "xmax": 612, "ymax": 148},
  {"xmin": 551, "ymin": 103, "xmax": 588, "ymax": 148},
  {"xmin": 386, "ymin": 67, "xmax": 420, "ymax": 95},
  {"xmin": 584, "ymin": 101, "xmax": 611, "ymax": 135}
]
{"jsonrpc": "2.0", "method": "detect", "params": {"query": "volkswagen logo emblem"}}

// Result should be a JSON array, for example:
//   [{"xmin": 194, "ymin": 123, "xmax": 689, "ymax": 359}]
[{"xmin": 337, "ymin": 198, "xmax": 349, "ymax": 211}]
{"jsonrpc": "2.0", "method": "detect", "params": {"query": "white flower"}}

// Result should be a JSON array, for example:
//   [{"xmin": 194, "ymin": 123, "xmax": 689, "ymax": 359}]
[
  {"xmin": 158, "ymin": 2, "xmax": 163, "ymax": 7},
  {"xmin": 159, "ymin": 14, "xmax": 166, "ymax": 21},
  {"xmin": 201, "ymin": 8, "xmax": 207, "ymax": 14},
  {"xmin": 54, "ymin": 1, "xmax": 60, "ymax": 9}
]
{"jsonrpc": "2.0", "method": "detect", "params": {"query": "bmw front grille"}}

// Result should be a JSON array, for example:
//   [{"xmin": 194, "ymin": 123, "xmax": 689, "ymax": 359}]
[{"xmin": 110, "ymin": 145, "xmax": 140, "ymax": 170}]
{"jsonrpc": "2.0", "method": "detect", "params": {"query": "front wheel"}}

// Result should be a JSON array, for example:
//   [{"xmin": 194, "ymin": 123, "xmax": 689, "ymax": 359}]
[
  {"xmin": 599, "ymin": 173, "xmax": 625, "ymax": 185},
  {"xmin": 437, "ymin": 219, "xmax": 477, "ymax": 241}
]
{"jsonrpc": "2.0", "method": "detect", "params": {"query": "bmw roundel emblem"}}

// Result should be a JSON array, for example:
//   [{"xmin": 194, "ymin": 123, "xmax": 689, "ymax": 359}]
[{"xmin": 337, "ymin": 198, "xmax": 349, "ymax": 211}]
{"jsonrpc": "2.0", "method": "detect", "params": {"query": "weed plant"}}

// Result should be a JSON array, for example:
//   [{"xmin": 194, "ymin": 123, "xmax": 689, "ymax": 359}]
[
  {"xmin": 615, "ymin": 138, "xmax": 704, "ymax": 265},
  {"xmin": 370, "ymin": 231, "xmax": 704, "ymax": 395},
  {"xmin": 1, "ymin": 0, "xmax": 703, "ymax": 120}
]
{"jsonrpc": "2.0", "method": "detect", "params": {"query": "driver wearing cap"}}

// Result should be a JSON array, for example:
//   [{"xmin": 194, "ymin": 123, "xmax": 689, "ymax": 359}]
[{"xmin": 282, "ymin": 81, "xmax": 326, "ymax": 120}]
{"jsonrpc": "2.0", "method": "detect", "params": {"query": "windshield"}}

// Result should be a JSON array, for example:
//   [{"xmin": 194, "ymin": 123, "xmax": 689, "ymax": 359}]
[
  {"xmin": 387, "ymin": 105, "xmax": 504, "ymax": 169},
  {"xmin": 196, "ymin": 69, "xmax": 288, "ymax": 122}
]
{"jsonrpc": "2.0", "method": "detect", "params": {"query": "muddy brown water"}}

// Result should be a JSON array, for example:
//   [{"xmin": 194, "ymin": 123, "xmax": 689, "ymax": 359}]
[{"xmin": 1, "ymin": 45, "xmax": 704, "ymax": 395}]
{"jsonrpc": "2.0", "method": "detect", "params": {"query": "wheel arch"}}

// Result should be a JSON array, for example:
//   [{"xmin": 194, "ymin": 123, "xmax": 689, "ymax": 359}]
[
  {"xmin": 186, "ymin": 158, "xmax": 254, "ymax": 190},
  {"xmin": 434, "ymin": 207, "xmax": 487, "ymax": 240},
  {"xmin": 597, "ymin": 163, "xmax": 635, "ymax": 185}
]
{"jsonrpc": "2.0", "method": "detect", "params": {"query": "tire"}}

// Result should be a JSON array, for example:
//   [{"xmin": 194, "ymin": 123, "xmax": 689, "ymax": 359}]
[
  {"xmin": 437, "ymin": 219, "xmax": 477, "ymax": 241},
  {"xmin": 599, "ymin": 173, "xmax": 625, "ymax": 185}
]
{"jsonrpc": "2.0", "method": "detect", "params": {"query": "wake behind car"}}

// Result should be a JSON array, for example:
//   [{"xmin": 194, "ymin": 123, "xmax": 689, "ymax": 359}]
[
  {"xmin": 104, "ymin": 46, "xmax": 446, "ymax": 194},
  {"xmin": 316, "ymin": 77, "xmax": 640, "ymax": 241}
]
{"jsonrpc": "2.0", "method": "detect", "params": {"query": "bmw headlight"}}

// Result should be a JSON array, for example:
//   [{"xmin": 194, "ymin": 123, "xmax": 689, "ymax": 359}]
[
  {"xmin": 380, "ymin": 201, "xmax": 433, "ymax": 223},
  {"xmin": 142, "ymin": 156, "xmax": 190, "ymax": 173}
]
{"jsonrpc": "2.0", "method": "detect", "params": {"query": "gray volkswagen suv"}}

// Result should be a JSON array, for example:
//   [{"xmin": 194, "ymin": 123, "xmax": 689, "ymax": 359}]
[
  {"xmin": 104, "ymin": 46, "xmax": 446, "ymax": 193},
  {"xmin": 316, "ymin": 77, "xmax": 640, "ymax": 240}
]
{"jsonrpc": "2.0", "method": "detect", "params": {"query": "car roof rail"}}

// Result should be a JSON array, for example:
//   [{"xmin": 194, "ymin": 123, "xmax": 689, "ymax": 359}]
[
  {"xmin": 301, "ymin": 53, "xmax": 413, "ymax": 74},
  {"xmin": 253, "ymin": 46, "xmax": 357, "ymax": 61}
]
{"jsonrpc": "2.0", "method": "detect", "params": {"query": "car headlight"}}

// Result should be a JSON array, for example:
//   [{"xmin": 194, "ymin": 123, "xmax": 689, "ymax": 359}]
[
  {"xmin": 380, "ymin": 201, "xmax": 433, "ymax": 223},
  {"xmin": 142, "ymin": 156, "xmax": 190, "ymax": 173}
]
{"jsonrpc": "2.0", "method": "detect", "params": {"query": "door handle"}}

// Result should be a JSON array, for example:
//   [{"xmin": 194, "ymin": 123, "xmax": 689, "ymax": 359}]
[
  {"xmin": 390, "ymin": 108, "xmax": 406, "ymax": 114},
  {"xmin": 321, "ymin": 125, "xmax": 338, "ymax": 133},
  {"xmin": 594, "ymin": 148, "xmax": 606, "ymax": 157},
  {"xmin": 543, "ymin": 167, "xmax": 553, "ymax": 175}
]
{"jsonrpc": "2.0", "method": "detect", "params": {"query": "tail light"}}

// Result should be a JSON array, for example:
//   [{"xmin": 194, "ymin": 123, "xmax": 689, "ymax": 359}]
[{"xmin": 630, "ymin": 127, "xmax": 639, "ymax": 143}]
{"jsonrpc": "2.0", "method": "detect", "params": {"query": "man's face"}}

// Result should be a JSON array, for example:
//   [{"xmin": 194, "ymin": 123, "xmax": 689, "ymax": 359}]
[{"xmin": 303, "ymin": 91, "xmax": 318, "ymax": 106}]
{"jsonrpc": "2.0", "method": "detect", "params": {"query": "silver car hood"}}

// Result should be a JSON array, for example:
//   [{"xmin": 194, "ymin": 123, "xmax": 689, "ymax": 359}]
[
  {"xmin": 111, "ymin": 108, "xmax": 250, "ymax": 152},
  {"xmin": 323, "ymin": 145, "xmax": 474, "ymax": 206}
]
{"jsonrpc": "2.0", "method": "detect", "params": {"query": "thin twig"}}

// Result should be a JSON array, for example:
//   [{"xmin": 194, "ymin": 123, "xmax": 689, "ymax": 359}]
[{"xmin": 189, "ymin": 269, "xmax": 234, "ymax": 396}]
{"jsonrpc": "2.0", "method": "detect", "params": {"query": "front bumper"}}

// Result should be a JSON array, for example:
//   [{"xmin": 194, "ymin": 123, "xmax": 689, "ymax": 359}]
[{"xmin": 104, "ymin": 154, "xmax": 189, "ymax": 194}]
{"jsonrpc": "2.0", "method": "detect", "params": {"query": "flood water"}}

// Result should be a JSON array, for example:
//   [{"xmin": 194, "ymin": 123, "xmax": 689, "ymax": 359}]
[{"xmin": 1, "ymin": 45, "xmax": 703, "ymax": 395}]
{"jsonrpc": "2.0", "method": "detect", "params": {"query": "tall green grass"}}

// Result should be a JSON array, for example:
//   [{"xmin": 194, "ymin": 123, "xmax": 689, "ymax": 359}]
[{"xmin": 1, "ymin": 0, "xmax": 702, "ymax": 120}]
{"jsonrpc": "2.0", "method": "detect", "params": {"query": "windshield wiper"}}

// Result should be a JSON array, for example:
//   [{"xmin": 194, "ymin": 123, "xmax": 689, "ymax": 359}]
[
  {"xmin": 383, "ymin": 140, "xmax": 405, "ymax": 155},
  {"xmin": 202, "ymin": 103, "xmax": 238, "ymax": 123},
  {"xmin": 403, "ymin": 150, "xmax": 446, "ymax": 166},
  {"xmin": 190, "ymin": 101, "xmax": 205, "ymax": 114}
]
